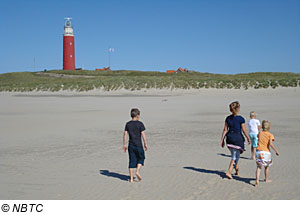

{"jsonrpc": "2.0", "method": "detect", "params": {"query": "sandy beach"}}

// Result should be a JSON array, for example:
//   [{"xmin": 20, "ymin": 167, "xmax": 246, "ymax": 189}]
[{"xmin": 0, "ymin": 87, "xmax": 300, "ymax": 200}]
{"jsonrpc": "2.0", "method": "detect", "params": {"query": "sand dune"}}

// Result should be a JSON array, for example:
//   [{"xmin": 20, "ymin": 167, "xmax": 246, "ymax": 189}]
[{"xmin": 0, "ymin": 88, "xmax": 299, "ymax": 199}]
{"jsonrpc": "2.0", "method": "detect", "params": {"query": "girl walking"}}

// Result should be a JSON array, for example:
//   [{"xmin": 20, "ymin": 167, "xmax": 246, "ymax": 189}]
[{"xmin": 221, "ymin": 101, "xmax": 251, "ymax": 179}]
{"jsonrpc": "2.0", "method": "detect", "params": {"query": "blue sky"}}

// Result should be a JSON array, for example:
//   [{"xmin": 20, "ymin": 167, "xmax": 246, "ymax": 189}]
[{"xmin": 0, "ymin": 0, "xmax": 299, "ymax": 74}]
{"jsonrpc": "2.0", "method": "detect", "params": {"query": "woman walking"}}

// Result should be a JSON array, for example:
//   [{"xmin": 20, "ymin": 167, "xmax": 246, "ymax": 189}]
[{"xmin": 220, "ymin": 101, "xmax": 251, "ymax": 179}]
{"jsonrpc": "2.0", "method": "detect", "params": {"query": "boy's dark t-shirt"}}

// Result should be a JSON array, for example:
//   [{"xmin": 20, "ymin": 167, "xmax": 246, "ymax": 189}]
[{"xmin": 125, "ymin": 120, "xmax": 146, "ymax": 147}]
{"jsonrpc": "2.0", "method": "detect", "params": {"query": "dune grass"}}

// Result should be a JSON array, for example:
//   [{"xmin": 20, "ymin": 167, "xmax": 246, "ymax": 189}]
[{"xmin": 0, "ymin": 70, "xmax": 299, "ymax": 92}]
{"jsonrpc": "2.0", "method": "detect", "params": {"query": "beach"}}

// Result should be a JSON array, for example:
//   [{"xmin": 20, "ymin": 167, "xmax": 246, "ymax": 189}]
[{"xmin": 0, "ymin": 87, "xmax": 300, "ymax": 199}]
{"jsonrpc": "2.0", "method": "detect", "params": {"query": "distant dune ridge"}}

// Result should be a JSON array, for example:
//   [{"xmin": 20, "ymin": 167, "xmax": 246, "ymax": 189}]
[{"xmin": 0, "ymin": 70, "xmax": 299, "ymax": 92}]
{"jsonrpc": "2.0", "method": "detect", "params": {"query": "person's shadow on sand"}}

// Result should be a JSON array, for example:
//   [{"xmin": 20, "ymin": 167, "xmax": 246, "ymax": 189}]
[
  {"xmin": 99, "ymin": 170, "xmax": 130, "ymax": 181},
  {"xmin": 183, "ymin": 166, "xmax": 256, "ymax": 186}
]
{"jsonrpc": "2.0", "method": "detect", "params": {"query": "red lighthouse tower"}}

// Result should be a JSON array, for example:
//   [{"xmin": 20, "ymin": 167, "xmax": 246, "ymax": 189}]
[{"xmin": 63, "ymin": 18, "xmax": 75, "ymax": 70}]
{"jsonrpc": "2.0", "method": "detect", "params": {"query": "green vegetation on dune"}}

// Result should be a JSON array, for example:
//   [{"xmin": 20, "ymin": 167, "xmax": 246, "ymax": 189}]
[
  {"xmin": 45, "ymin": 69, "xmax": 165, "ymax": 77},
  {"xmin": 0, "ymin": 70, "xmax": 299, "ymax": 92}
]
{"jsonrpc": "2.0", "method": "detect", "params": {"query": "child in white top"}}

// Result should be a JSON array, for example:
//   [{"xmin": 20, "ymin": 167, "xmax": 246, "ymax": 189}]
[{"xmin": 248, "ymin": 111, "xmax": 261, "ymax": 160}]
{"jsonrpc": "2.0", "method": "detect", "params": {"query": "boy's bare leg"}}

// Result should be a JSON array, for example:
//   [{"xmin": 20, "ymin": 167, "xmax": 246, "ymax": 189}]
[
  {"xmin": 234, "ymin": 162, "xmax": 240, "ymax": 176},
  {"xmin": 253, "ymin": 147, "xmax": 257, "ymax": 160},
  {"xmin": 255, "ymin": 165, "xmax": 261, "ymax": 187},
  {"xmin": 129, "ymin": 168, "xmax": 134, "ymax": 182},
  {"xmin": 226, "ymin": 160, "xmax": 234, "ymax": 179},
  {"xmin": 251, "ymin": 146, "xmax": 255, "ymax": 160},
  {"xmin": 264, "ymin": 166, "xmax": 272, "ymax": 183},
  {"xmin": 136, "ymin": 164, "xmax": 142, "ymax": 181}
]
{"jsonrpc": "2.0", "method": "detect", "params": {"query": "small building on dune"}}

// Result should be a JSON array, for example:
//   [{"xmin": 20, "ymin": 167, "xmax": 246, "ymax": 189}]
[
  {"xmin": 166, "ymin": 67, "xmax": 190, "ymax": 74},
  {"xmin": 166, "ymin": 70, "xmax": 176, "ymax": 73},
  {"xmin": 96, "ymin": 67, "xmax": 111, "ymax": 71},
  {"xmin": 176, "ymin": 67, "xmax": 189, "ymax": 73}
]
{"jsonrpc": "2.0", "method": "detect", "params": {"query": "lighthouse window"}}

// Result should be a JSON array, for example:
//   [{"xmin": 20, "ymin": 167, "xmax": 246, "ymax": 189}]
[
  {"xmin": 70, "ymin": 54, "xmax": 72, "ymax": 58},
  {"xmin": 70, "ymin": 42, "xmax": 72, "ymax": 45},
  {"xmin": 66, "ymin": 20, "xmax": 71, "ymax": 27}
]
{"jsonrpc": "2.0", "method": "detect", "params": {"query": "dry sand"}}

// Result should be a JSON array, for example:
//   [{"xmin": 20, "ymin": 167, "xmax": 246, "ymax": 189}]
[{"xmin": 0, "ymin": 87, "xmax": 300, "ymax": 199}]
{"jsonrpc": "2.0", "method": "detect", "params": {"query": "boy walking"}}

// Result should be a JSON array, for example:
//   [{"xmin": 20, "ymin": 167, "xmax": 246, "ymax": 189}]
[
  {"xmin": 248, "ymin": 111, "xmax": 261, "ymax": 160},
  {"xmin": 255, "ymin": 120, "xmax": 279, "ymax": 187},
  {"xmin": 123, "ymin": 108, "xmax": 148, "ymax": 182}
]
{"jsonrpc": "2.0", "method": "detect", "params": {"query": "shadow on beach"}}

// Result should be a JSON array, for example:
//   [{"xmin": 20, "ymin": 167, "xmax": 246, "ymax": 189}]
[
  {"xmin": 99, "ymin": 170, "xmax": 130, "ymax": 181},
  {"xmin": 217, "ymin": 153, "xmax": 251, "ymax": 160},
  {"xmin": 183, "ymin": 166, "xmax": 255, "ymax": 186}
]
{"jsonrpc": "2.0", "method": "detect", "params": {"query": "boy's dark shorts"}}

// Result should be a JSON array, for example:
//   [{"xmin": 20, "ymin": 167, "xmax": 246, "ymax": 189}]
[{"xmin": 128, "ymin": 144, "xmax": 145, "ymax": 168}]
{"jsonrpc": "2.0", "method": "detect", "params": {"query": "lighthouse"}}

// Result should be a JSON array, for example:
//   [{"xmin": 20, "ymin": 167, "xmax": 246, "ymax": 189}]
[{"xmin": 63, "ymin": 18, "xmax": 75, "ymax": 70}]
